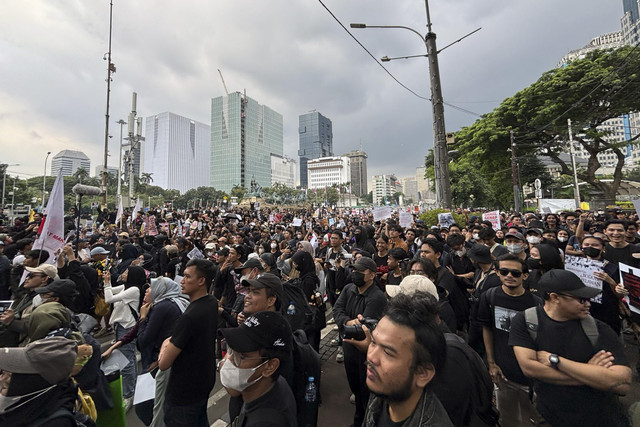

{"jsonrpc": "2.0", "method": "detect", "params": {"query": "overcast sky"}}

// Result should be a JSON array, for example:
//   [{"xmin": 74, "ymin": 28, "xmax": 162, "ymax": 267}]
[{"xmin": 0, "ymin": 0, "xmax": 624, "ymax": 186}]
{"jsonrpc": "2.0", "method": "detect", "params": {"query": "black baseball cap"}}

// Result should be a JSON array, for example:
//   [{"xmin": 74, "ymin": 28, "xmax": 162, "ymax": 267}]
[
  {"xmin": 34, "ymin": 279, "xmax": 78, "ymax": 298},
  {"xmin": 235, "ymin": 258, "xmax": 265, "ymax": 274},
  {"xmin": 217, "ymin": 247, "xmax": 230, "ymax": 257},
  {"xmin": 353, "ymin": 256, "xmax": 377, "ymax": 273},
  {"xmin": 537, "ymin": 269, "xmax": 601, "ymax": 299},
  {"xmin": 242, "ymin": 273, "xmax": 283, "ymax": 294},
  {"xmin": 466, "ymin": 244, "xmax": 492, "ymax": 264},
  {"xmin": 220, "ymin": 311, "xmax": 292, "ymax": 354}
]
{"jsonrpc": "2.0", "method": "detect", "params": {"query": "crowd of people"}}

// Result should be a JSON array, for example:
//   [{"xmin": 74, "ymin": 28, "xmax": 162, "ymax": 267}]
[{"xmin": 0, "ymin": 204, "xmax": 638, "ymax": 426}]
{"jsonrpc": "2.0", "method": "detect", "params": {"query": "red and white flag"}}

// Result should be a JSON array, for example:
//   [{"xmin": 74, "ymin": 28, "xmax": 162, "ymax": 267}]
[{"xmin": 34, "ymin": 170, "xmax": 65, "ymax": 264}]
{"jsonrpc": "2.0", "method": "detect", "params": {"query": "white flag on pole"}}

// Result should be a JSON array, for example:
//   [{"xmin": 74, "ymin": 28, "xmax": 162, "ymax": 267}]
[
  {"xmin": 116, "ymin": 197, "xmax": 123, "ymax": 228},
  {"xmin": 34, "ymin": 170, "xmax": 65, "ymax": 264}
]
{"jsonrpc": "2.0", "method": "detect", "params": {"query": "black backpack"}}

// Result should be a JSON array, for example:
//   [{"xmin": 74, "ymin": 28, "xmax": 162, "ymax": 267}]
[
  {"xmin": 445, "ymin": 333, "xmax": 500, "ymax": 426},
  {"xmin": 291, "ymin": 329, "xmax": 321, "ymax": 427},
  {"xmin": 281, "ymin": 279, "xmax": 314, "ymax": 332}
]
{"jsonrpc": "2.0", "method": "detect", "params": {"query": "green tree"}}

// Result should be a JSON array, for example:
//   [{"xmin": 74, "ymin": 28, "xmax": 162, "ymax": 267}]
[
  {"xmin": 72, "ymin": 167, "xmax": 89, "ymax": 183},
  {"xmin": 451, "ymin": 46, "xmax": 640, "ymax": 203},
  {"xmin": 230, "ymin": 185, "xmax": 247, "ymax": 204}
]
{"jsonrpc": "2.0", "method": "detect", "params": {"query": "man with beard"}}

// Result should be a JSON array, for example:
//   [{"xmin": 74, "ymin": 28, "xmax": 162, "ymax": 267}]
[
  {"xmin": 333, "ymin": 257, "xmax": 386, "ymax": 427},
  {"xmin": 363, "ymin": 291, "xmax": 452, "ymax": 426}
]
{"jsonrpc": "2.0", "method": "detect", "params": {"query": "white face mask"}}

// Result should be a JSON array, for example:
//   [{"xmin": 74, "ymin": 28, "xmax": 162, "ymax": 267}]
[
  {"xmin": 506, "ymin": 243, "xmax": 524, "ymax": 254},
  {"xmin": 219, "ymin": 359, "xmax": 267, "ymax": 392},
  {"xmin": 32, "ymin": 294, "xmax": 45, "ymax": 308},
  {"xmin": 472, "ymin": 233, "xmax": 480, "ymax": 241},
  {"xmin": 558, "ymin": 237, "xmax": 568, "ymax": 243},
  {"xmin": 270, "ymin": 243, "xmax": 277, "ymax": 249},
  {"xmin": 454, "ymin": 250, "xmax": 464, "ymax": 257},
  {"xmin": 526, "ymin": 236, "xmax": 541, "ymax": 244},
  {"xmin": 239, "ymin": 274, "xmax": 251, "ymax": 283}
]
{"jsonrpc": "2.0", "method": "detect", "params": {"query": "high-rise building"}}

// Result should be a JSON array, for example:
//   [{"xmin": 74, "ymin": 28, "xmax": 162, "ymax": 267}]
[
  {"xmin": 211, "ymin": 92, "xmax": 283, "ymax": 192},
  {"xmin": 270, "ymin": 154, "xmax": 298, "ymax": 188},
  {"xmin": 371, "ymin": 174, "xmax": 401, "ymax": 205},
  {"xmin": 623, "ymin": 0, "xmax": 640, "ymax": 44},
  {"xmin": 401, "ymin": 177, "xmax": 419, "ymax": 203},
  {"xmin": 307, "ymin": 156, "xmax": 350, "ymax": 190},
  {"xmin": 343, "ymin": 150, "xmax": 368, "ymax": 197},
  {"xmin": 298, "ymin": 111, "xmax": 333, "ymax": 188},
  {"xmin": 143, "ymin": 112, "xmax": 211, "ymax": 194},
  {"xmin": 50, "ymin": 150, "xmax": 91, "ymax": 177},
  {"xmin": 415, "ymin": 166, "xmax": 436, "ymax": 202}
]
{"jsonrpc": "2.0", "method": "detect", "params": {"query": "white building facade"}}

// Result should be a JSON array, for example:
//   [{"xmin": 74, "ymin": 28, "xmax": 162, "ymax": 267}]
[
  {"xmin": 371, "ymin": 174, "xmax": 401, "ymax": 205},
  {"xmin": 307, "ymin": 156, "xmax": 350, "ymax": 190},
  {"xmin": 143, "ymin": 112, "xmax": 211, "ymax": 194},
  {"xmin": 270, "ymin": 154, "xmax": 298, "ymax": 188},
  {"xmin": 50, "ymin": 150, "xmax": 91, "ymax": 177}
]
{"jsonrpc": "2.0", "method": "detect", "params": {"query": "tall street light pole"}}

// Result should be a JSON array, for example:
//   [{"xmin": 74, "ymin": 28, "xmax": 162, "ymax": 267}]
[
  {"xmin": 350, "ymin": 0, "xmax": 460, "ymax": 208},
  {"xmin": 2, "ymin": 164, "xmax": 19, "ymax": 208},
  {"xmin": 42, "ymin": 152, "xmax": 51, "ymax": 211},
  {"xmin": 101, "ymin": 0, "xmax": 116, "ymax": 207}
]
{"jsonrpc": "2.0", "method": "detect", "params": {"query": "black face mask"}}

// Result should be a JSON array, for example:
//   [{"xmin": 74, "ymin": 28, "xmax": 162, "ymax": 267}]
[
  {"xmin": 527, "ymin": 257, "xmax": 541, "ymax": 270},
  {"xmin": 353, "ymin": 271, "xmax": 366, "ymax": 287},
  {"xmin": 582, "ymin": 246, "xmax": 602, "ymax": 258}
]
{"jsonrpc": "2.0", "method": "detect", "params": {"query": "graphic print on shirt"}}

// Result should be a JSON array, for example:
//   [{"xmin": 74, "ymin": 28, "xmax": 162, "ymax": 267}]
[{"xmin": 494, "ymin": 305, "xmax": 519, "ymax": 332}]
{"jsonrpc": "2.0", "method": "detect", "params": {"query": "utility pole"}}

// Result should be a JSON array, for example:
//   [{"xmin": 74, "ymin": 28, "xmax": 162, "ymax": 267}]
[
  {"xmin": 101, "ymin": 0, "xmax": 116, "ymax": 206},
  {"xmin": 510, "ymin": 131, "xmax": 521, "ymax": 212},
  {"xmin": 126, "ymin": 93, "xmax": 144, "ymax": 206},
  {"xmin": 567, "ymin": 119, "xmax": 581, "ymax": 209},
  {"xmin": 116, "ymin": 119, "xmax": 126, "ymax": 205},
  {"xmin": 424, "ymin": 0, "xmax": 452, "ymax": 209}
]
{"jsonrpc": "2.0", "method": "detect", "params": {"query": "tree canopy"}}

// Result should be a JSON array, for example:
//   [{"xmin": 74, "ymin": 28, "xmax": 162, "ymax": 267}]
[{"xmin": 434, "ymin": 45, "xmax": 640, "ymax": 207}]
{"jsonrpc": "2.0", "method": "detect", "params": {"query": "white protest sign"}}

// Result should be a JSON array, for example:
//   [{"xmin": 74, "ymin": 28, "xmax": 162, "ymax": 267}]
[
  {"xmin": 620, "ymin": 262, "xmax": 640, "ymax": 315},
  {"xmin": 292, "ymin": 218, "xmax": 303, "ymax": 227},
  {"xmin": 399, "ymin": 212, "xmax": 413, "ymax": 229},
  {"xmin": 372, "ymin": 206, "xmax": 392, "ymax": 223},
  {"xmin": 482, "ymin": 210, "xmax": 501, "ymax": 230},
  {"xmin": 632, "ymin": 199, "xmax": 640, "ymax": 215},
  {"xmin": 438, "ymin": 213, "xmax": 455, "ymax": 229},
  {"xmin": 134, "ymin": 372, "xmax": 156, "ymax": 405},
  {"xmin": 564, "ymin": 255, "xmax": 604, "ymax": 304},
  {"xmin": 187, "ymin": 247, "xmax": 205, "ymax": 260}
]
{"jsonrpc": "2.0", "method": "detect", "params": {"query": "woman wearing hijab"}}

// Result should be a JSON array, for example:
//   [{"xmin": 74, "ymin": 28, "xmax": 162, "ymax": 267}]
[
  {"xmin": 102, "ymin": 276, "xmax": 188, "ymax": 425},
  {"xmin": 103, "ymin": 265, "xmax": 143, "ymax": 410},
  {"xmin": 290, "ymin": 250, "xmax": 325, "ymax": 351},
  {"xmin": 526, "ymin": 243, "xmax": 564, "ymax": 296}
]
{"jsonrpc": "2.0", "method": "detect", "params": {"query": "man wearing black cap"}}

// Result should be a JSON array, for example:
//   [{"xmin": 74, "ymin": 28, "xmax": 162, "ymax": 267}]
[
  {"xmin": 467, "ymin": 244, "xmax": 501, "ymax": 356},
  {"xmin": 509, "ymin": 269, "xmax": 631, "ymax": 426},
  {"xmin": 333, "ymin": 256, "xmax": 386, "ymax": 427},
  {"xmin": 219, "ymin": 311, "xmax": 297, "ymax": 426}
]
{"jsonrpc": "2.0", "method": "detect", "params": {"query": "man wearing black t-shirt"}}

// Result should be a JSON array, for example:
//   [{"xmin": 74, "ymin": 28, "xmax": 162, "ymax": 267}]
[
  {"xmin": 603, "ymin": 219, "xmax": 640, "ymax": 268},
  {"xmin": 478, "ymin": 254, "xmax": 540, "ymax": 424},
  {"xmin": 159, "ymin": 258, "xmax": 218, "ymax": 427},
  {"xmin": 219, "ymin": 311, "xmax": 297, "ymax": 427},
  {"xmin": 509, "ymin": 269, "xmax": 631, "ymax": 426}
]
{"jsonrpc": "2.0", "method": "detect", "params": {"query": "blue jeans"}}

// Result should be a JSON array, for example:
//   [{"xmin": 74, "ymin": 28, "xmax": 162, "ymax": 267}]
[
  {"xmin": 163, "ymin": 399, "xmax": 208, "ymax": 427},
  {"xmin": 115, "ymin": 323, "xmax": 137, "ymax": 398}
]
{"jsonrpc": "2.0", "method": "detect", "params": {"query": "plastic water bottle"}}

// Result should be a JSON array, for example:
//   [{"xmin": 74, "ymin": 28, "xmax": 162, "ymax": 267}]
[
  {"xmin": 304, "ymin": 377, "xmax": 317, "ymax": 403},
  {"xmin": 287, "ymin": 300, "xmax": 296, "ymax": 316}
]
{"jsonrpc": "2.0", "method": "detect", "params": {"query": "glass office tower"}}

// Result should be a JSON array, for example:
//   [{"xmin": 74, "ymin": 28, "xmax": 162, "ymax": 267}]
[{"xmin": 298, "ymin": 111, "xmax": 333, "ymax": 188}]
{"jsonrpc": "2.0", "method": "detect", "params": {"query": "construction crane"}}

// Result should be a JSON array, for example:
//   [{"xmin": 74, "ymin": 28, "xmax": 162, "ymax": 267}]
[{"xmin": 217, "ymin": 69, "xmax": 229, "ymax": 96}]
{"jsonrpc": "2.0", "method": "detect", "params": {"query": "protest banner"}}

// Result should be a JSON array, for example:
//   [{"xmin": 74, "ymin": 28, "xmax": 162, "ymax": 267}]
[
  {"xmin": 564, "ymin": 255, "xmax": 604, "ymax": 303},
  {"xmin": 632, "ymin": 199, "xmax": 640, "ymax": 215},
  {"xmin": 399, "ymin": 212, "xmax": 413, "ymax": 228},
  {"xmin": 148, "ymin": 216, "xmax": 158, "ymax": 236},
  {"xmin": 33, "ymin": 170, "xmax": 65, "ymax": 264},
  {"xmin": 620, "ymin": 262, "xmax": 640, "ymax": 315},
  {"xmin": 292, "ymin": 218, "xmax": 303, "ymax": 227},
  {"xmin": 437, "ymin": 213, "xmax": 455, "ymax": 229},
  {"xmin": 482, "ymin": 210, "xmax": 501, "ymax": 230},
  {"xmin": 187, "ymin": 247, "xmax": 205, "ymax": 260},
  {"xmin": 372, "ymin": 206, "xmax": 392, "ymax": 223}
]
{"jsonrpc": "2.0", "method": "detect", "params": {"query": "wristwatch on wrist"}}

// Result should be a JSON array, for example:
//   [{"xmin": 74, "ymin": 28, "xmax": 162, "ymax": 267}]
[{"xmin": 549, "ymin": 353, "xmax": 560, "ymax": 370}]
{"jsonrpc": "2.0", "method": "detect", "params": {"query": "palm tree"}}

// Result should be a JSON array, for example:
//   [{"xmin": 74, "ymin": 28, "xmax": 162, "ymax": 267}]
[
  {"xmin": 73, "ymin": 167, "xmax": 89, "ymax": 183},
  {"xmin": 140, "ymin": 172, "xmax": 154, "ymax": 185}
]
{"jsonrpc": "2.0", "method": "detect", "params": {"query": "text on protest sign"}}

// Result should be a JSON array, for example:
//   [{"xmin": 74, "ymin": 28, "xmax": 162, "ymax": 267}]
[
  {"xmin": 620, "ymin": 262, "xmax": 640, "ymax": 315},
  {"xmin": 564, "ymin": 255, "xmax": 604, "ymax": 304},
  {"xmin": 372, "ymin": 207, "xmax": 392, "ymax": 223},
  {"xmin": 482, "ymin": 210, "xmax": 501, "ymax": 230},
  {"xmin": 437, "ymin": 213, "xmax": 455, "ymax": 229}
]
